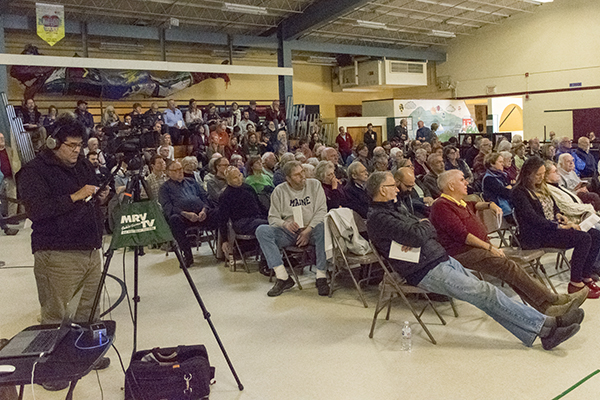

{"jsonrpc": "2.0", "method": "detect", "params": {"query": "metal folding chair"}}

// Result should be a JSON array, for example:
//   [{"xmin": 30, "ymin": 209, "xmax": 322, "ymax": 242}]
[
  {"xmin": 368, "ymin": 242, "xmax": 458, "ymax": 345},
  {"xmin": 327, "ymin": 214, "xmax": 377, "ymax": 308},
  {"xmin": 226, "ymin": 219, "xmax": 256, "ymax": 273}
]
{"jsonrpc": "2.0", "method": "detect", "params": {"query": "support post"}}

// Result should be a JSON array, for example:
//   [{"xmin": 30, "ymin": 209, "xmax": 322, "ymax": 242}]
[
  {"xmin": 159, "ymin": 28, "xmax": 166, "ymax": 61},
  {"xmin": 0, "ymin": 14, "xmax": 11, "ymax": 145},
  {"xmin": 227, "ymin": 34, "xmax": 233, "ymax": 65},
  {"xmin": 277, "ymin": 26, "xmax": 293, "ymax": 127},
  {"xmin": 81, "ymin": 21, "xmax": 88, "ymax": 57}
]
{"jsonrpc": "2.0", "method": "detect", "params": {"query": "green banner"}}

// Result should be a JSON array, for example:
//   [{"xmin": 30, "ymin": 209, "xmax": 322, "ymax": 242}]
[{"xmin": 110, "ymin": 200, "xmax": 173, "ymax": 249}]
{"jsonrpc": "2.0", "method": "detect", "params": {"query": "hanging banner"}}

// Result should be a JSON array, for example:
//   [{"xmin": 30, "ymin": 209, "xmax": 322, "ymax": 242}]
[{"xmin": 36, "ymin": 3, "xmax": 65, "ymax": 46}]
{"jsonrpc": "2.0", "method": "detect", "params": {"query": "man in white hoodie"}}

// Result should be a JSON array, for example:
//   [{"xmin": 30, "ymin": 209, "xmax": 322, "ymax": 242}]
[{"xmin": 256, "ymin": 161, "xmax": 329, "ymax": 297}]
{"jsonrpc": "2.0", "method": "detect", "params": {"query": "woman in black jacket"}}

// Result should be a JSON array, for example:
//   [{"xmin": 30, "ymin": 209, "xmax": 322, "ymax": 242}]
[
  {"xmin": 482, "ymin": 152, "xmax": 513, "ymax": 222},
  {"xmin": 511, "ymin": 157, "xmax": 600, "ymax": 298}
]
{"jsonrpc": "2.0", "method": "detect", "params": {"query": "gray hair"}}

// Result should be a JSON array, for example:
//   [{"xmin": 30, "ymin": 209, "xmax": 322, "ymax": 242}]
[
  {"xmin": 366, "ymin": 171, "xmax": 392, "ymax": 199},
  {"xmin": 557, "ymin": 152, "xmax": 572, "ymax": 167},
  {"xmin": 497, "ymin": 140, "xmax": 511, "ymax": 152},
  {"xmin": 181, "ymin": 156, "xmax": 198, "ymax": 170},
  {"xmin": 307, "ymin": 157, "xmax": 319, "ymax": 167},
  {"xmin": 314, "ymin": 160, "xmax": 334, "ymax": 182},
  {"xmin": 278, "ymin": 152, "xmax": 296, "ymax": 168},
  {"xmin": 348, "ymin": 161, "xmax": 365, "ymax": 182},
  {"xmin": 282, "ymin": 160, "xmax": 302, "ymax": 178},
  {"xmin": 437, "ymin": 170, "xmax": 462, "ymax": 192},
  {"xmin": 262, "ymin": 152, "xmax": 275, "ymax": 162},
  {"xmin": 390, "ymin": 147, "xmax": 402, "ymax": 158},
  {"xmin": 415, "ymin": 148, "xmax": 427, "ymax": 157},
  {"xmin": 302, "ymin": 163, "xmax": 315, "ymax": 178},
  {"xmin": 499, "ymin": 151, "xmax": 512, "ymax": 162}
]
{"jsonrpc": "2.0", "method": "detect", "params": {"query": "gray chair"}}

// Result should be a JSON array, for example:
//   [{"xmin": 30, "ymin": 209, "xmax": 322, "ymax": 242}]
[
  {"xmin": 226, "ymin": 219, "xmax": 256, "ymax": 273},
  {"xmin": 368, "ymin": 241, "xmax": 458, "ymax": 345}
]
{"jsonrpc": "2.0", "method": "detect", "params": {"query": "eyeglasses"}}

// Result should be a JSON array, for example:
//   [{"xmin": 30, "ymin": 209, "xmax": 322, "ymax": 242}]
[
  {"xmin": 63, "ymin": 142, "xmax": 83, "ymax": 151},
  {"xmin": 168, "ymin": 167, "xmax": 183, "ymax": 172},
  {"xmin": 382, "ymin": 184, "xmax": 397, "ymax": 188}
]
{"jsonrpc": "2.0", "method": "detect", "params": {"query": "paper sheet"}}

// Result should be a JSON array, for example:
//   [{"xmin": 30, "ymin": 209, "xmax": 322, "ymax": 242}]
[
  {"xmin": 389, "ymin": 240, "xmax": 421, "ymax": 263},
  {"xmin": 292, "ymin": 206, "xmax": 304, "ymax": 228},
  {"xmin": 579, "ymin": 213, "xmax": 600, "ymax": 232}
]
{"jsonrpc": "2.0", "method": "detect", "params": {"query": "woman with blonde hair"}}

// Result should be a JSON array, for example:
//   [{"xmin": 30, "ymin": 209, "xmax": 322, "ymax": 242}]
[{"xmin": 101, "ymin": 105, "xmax": 120, "ymax": 127}]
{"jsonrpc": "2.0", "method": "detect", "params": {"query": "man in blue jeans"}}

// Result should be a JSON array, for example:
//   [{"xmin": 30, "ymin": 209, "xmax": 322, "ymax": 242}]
[
  {"xmin": 366, "ymin": 171, "xmax": 582, "ymax": 350},
  {"xmin": 256, "ymin": 161, "xmax": 329, "ymax": 297}
]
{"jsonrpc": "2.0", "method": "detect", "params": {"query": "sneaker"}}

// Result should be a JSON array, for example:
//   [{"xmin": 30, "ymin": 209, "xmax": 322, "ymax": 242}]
[
  {"xmin": 3, "ymin": 228, "xmax": 18, "ymax": 236},
  {"xmin": 541, "ymin": 324, "xmax": 580, "ymax": 350},
  {"xmin": 267, "ymin": 277, "xmax": 295, "ymax": 297},
  {"xmin": 42, "ymin": 381, "xmax": 70, "ymax": 391},
  {"xmin": 315, "ymin": 278, "xmax": 330, "ymax": 296},
  {"xmin": 92, "ymin": 357, "xmax": 110, "ymax": 370}
]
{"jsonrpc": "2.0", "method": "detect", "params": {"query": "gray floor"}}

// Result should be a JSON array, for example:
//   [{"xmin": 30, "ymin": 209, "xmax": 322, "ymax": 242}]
[{"xmin": 1, "ymin": 225, "xmax": 600, "ymax": 400}]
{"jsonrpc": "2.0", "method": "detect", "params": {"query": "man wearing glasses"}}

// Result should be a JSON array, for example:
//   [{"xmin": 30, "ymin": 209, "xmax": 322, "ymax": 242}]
[{"xmin": 17, "ymin": 114, "xmax": 111, "ymax": 387}]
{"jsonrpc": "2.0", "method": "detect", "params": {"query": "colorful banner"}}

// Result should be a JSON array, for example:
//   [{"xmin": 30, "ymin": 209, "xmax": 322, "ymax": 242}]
[{"xmin": 36, "ymin": 3, "xmax": 65, "ymax": 46}]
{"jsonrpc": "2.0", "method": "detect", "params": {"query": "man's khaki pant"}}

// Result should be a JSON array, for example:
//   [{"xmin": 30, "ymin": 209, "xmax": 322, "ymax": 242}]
[{"xmin": 34, "ymin": 249, "xmax": 102, "ymax": 324}]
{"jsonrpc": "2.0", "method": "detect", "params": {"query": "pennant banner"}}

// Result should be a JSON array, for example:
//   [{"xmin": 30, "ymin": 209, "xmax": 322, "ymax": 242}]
[{"xmin": 36, "ymin": 3, "xmax": 65, "ymax": 46}]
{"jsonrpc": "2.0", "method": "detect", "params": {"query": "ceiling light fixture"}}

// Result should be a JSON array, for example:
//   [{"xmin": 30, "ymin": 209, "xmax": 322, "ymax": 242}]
[
  {"xmin": 356, "ymin": 19, "xmax": 388, "ymax": 29},
  {"xmin": 446, "ymin": 20, "xmax": 480, "ymax": 28},
  {"xmin": 307, "ymin": 56, "xmax": 337, "ymax": 64},
  {"xmin": 223, "ymin": 2, "xmax": 268, "ymax": 15},
  {"xmin": 429, "ymin": 30, "xmax": 456, "ymax": 38}
]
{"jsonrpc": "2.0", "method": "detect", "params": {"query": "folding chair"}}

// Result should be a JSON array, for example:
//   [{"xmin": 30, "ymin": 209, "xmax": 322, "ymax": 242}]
[
  {"xmin": 165, "ymin": 226, "xmax": 217, "ymax": 258},
  {"xmin": 226, "ymin": 219, "xmax": 256, "ymax": 273},
  {"xmin": 368, "ymin": 241, "xmax": 458, "ymax": 345},
  {"xmin": 327, "ymin": 214, "xmax": 378, "ymax": 308},
  {"xmin": 541, "ymin": 248, "xmax": 572, "ymax": 279},
  {"xmin": 281, "ymin": 245, "xmax": 314, "ymax": 290}
]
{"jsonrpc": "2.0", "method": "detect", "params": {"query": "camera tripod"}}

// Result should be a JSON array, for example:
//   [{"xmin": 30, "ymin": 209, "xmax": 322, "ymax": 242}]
[{"xmin": 88, "ymin": 168, "xmax": 244, "ymax": 390}]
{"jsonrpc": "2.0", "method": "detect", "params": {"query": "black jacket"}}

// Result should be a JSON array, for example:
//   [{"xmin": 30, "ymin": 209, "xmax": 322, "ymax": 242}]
[
  {"xmin": 17, "ymin": 150, "xmax": 102, "ymax": 253},
  {"xmin": 367, "ymin": 201, "xmax": 448, "ymax": 285},
  {"xmin": 510, "ymin": 185, "xmax": 559, "ymax": 249},
  {"xmin": 218, "ymin": 183, "xmax": 266, "ymax": 237},
  {"xmin": 342, "ymin": 181, "xmax": 369, "ymax": 219}
]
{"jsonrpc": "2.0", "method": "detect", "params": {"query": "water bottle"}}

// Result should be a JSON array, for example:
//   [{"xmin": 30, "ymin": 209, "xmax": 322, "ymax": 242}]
[
  {"xmin": 228, "ymin": 254, "xmax": 235, "ymax": 271},
  {"xmin": 401, "ymin": 321, "xmax": 412, "ymax": 352}
]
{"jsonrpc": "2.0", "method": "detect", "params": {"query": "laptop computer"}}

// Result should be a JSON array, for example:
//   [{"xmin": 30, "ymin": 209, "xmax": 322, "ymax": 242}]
[{"xmin": 0, "ymin": 287, "xmax": 84, "ymax": 359}]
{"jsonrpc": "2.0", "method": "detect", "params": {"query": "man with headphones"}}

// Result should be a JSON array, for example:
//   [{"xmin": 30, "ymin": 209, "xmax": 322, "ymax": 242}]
[{"xmin": 17, "ymin": 114, "xmax": 111, "ymax": 390}]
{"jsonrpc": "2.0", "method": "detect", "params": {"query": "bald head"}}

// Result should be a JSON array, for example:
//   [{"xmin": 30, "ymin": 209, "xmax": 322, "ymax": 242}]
[
  {"xmin": 578, "ymin": 136, "xmax": 590, "ymax": 152},
  {"xmin": 394, "ymin": 167, "xmax": 416, "ymax": 194},
  {"xmin": 438, "ymin": 170, "xmax": 462, "ymax": 192}
]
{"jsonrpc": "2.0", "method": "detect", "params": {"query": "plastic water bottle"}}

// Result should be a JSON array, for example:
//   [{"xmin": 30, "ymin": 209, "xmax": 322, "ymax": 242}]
[{"xmin": 401, "ymin": 321, "xmax": 412, "ymax": 352}]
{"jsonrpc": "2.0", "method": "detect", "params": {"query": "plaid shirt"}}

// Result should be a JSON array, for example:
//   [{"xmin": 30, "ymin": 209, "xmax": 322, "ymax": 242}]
[{"xmin": 146, "ymin": 172, "xmax": 168, "ymax": 200}]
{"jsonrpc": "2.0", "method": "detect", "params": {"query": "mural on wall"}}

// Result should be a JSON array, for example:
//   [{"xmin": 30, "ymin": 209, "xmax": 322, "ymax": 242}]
[
  {"xmin": 10, "ymin": 45, "xmax": 231, "ymax": 100},
  {"xmin": 397, "ymin": 99, "xmax": 478, "ymax": 142}
]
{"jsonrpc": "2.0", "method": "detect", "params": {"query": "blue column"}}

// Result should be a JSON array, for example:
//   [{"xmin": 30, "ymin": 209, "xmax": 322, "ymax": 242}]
[{"xmin": 277, "ymin": 26, "xmax": 293, "ymax": 110}]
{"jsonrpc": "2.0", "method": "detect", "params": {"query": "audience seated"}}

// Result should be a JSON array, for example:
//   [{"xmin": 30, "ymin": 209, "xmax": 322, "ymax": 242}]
[
  {"xmin": 541, "ymin": 143, "xmax": 556, "ymax": 162},
  {"xmin": 255, "ymin": 161, "xmax": 329, "ymax": 297},
  {"xmin": 74, "ymin": 100, "xmax": 94, "ymax": 140},
  {"xmin": 394, "ymin": 167, "xmax": 430, "ymax": 218},
  {"xmin": 464, "ymin": 136, "xmax": 481, "ymax": 167},
  {"xmin": 101, "ymin": 105, "xmax": 120, "ymax": 127},
  {"xmin": 431, "ymin": 170, "xmax": 585, "ymax": 315},
  {"xmin": 557, "ymin": 153, "xmax": 600, "ymax": 210},
  {"xmin": 262, "ymin": 152, "xmax": 276, "ymax": 179},
  {"xmin": 472, "ymin": 138, "xmax": 493, "ymax": 181},
  {"xmin": 512, "ymin": 143, "xmax": 526, "ymax": 170},
  {"xmin": 527, "ymin": 137, "xmax": 542, "ymax": 158},
  {"xmin": 366, "ymin": 171, "xmax": 582, "ymax": 350},
  {"xmin": 315, "ymin": 160, "xmax": 345, "ymax": 210},
  {"xmin": 342, "ymin": 161, "xmax": 370, "ymax": 219},
  {"xmin": 444, "ymin": 145, "xmax": 473, "ymax": 183},
  {"xmin": 419, "ymin": 153, "xmax": 444, "ymax": 199},
  {"xmin": 19, "ymin": 98, "xmax": 47, "ymax": 152},
  {"xmin": 146, "ymin": 154, "xmax": 168, "ymax": 200},
  {"xmin": 219, "ymin": 166, "xmax": 268, "ymax": 256},
  {"xmin": 572, "ymin": 136, "xmax": 597, "ymax": 178},
  {"xmin": 84, "ymin": 138, "xmax": 106, "ymax": 167},
  {"xmin": 206, "ymin": 156, "xmax": 229, "ymax": 205},
  {"xmin": 243, "ymin": 133, "xmax": 261, "ymax": 157},
  {"xmin": 482, "ymin": 152, "xmax": 514, "ymax": 220},
  {"xmin": 322, "ymin": 147, "xmax": 348, "ymax": 181},
  {"xmin": 86, "ymin": 151, "xmax": 109, "ymax": 184},
  {"xmin": 245, "ymin": 155, "xmax": 274, "ymax": 195},
  {"xmin": 544, "ymin": 161, "xmax": 599, "ymax": 225},
  {"xmin": 272, "ymin": 152, "xmax": 295, "ymax": 186},
  {"xmin": 499, "ymin": 150, "xmax": 518, "ymax": 183},
  {"xmin": 181, "ymin": 156, "xmax": 203, "ymax": 184},
  {"xmin": 42, "ymin": 105, "xmax": 58, "ymax": 136},
  {"xmin": 413, "ymin": 148, "xmax": 429, "ymax": 178},
  {"xmin": 511, "ymin": 157, "xmax": 600, "ymax": 298},
  {"xmin": 555, "ymin": 137, "xmax": 573, "ymax": 161},
  {"xmin": 157, "ymin": 133, "xmax": 175, "ymax": 161},
  {"xmin": 159, "ymin": 160, "xmax": 218, "ymax": 267},
  {"xmin": 163, "ymin": 99, "xmax": 188, "ymax": 145}
]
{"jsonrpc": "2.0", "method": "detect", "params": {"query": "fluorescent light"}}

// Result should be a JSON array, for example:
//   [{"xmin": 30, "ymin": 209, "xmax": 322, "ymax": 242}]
[
  {"xmin": 356, "ymin": 19, "xmax": 388, "ymax": 29},
  {"xmin": 429, "ymin": 30, "xmax": 456, "ymax": 38},
  {"xmin": 342, "ymin": 88, "xmax": 381, "ymax": 93},
  {"xmin": 223, "ymin": 2, "xmax": 268, "ymax": 15},
  {"xmin": 307, "ymin": 56, "xmax": 337, "ymax": 64}
]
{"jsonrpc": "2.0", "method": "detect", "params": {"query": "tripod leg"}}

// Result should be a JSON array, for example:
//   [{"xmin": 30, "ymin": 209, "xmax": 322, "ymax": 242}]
[
  {"xmin": 88, "ymin": 249, "xmax": 115, "ymax": 324},
  {"xmin": 172, "ymin": 243, "xmax": 244, "ymax": 391},
  {"xmin": 132, "ymin": 246, "xmax": 141, "ymax": 355}
]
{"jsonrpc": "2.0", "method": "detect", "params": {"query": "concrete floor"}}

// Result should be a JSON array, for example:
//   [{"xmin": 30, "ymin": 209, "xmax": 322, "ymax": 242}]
[{"xmin": 1, "ymin": 224, "xmax": 599, "ymax": 400}]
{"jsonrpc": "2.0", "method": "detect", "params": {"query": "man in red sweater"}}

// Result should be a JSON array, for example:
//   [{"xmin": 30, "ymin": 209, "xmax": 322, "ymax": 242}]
[
  {"xmin": 429, "ymin": 170, "xmax": 587, "ymax": 316},
  {"xmin": 335, "ymin": 126, "xmax": 353, "ymax": 163}
]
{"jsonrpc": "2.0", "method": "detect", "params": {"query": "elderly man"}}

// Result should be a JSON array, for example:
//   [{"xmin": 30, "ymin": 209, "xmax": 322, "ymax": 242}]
[
  {"xmin": 219, "ymin": 166, "xmax": 267, "ymax": 253},
  {"xmin": 420, "ymin": 153, "xmax": 444, "ymax": 199},
  {"xmin": 555, "ymin": 137, "xmax": 573, "ymax": 160},
  {"xmin": 143, "ymin": 102, "xmax": 164, "ymax": 127},
  {"xmin": 159, "ymin": 160, "xmax": 217, "ymax": 267},
  {"xmin": 0, "ymin": 132, "xmax": 21, "ymax": 230},
  {"xmin": 366, "ymin": 171, "xmax": 582, "ymax": 350},
  {"xmin": 557, "ymin": 153, "xmax": 600, "ymax": 210},
  {"xmin": 335, "ymin": 126, "xmax": 353, "ymax": 163},
  {"xmin": 473, "ymin": 137, "xmax": 493, "ymax": 180},
  {"xmin": 322, "ymin": 147, "xmax": 348, "ymax": 181},
  {"xmin": 430, "ymin": 170, "xmax": 586, "ymax": 315},
  {"xmin": 394, "ymin": 167, "xmax": 431, "ymax": 218},
  {"xmin": 163, "ymin": 99, "xmax": 186, "ymax": 145},
  {"xmin": 255, "ymin": 161, "xmax": 329, "ymax": 297},
  {"xmin": 573, "ymin": 136, "xmax": 597, "ymax": 178},
  {"xmin": 343, "ymin": 161, "xmax": 370, "ymax": 219},
  {"xmin": 262, "ymin": 152, "xmax": 276, "ymax": 179}
]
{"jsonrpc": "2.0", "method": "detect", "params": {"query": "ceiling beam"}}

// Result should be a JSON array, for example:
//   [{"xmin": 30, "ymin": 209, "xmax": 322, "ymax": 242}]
[
  {"xmin": 2, "ymin": 14, "xmax": 446, "ymax": 62},
  {"xmin": 276, "ymin": 0, "xmax": 372, "ymax": 41}
]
